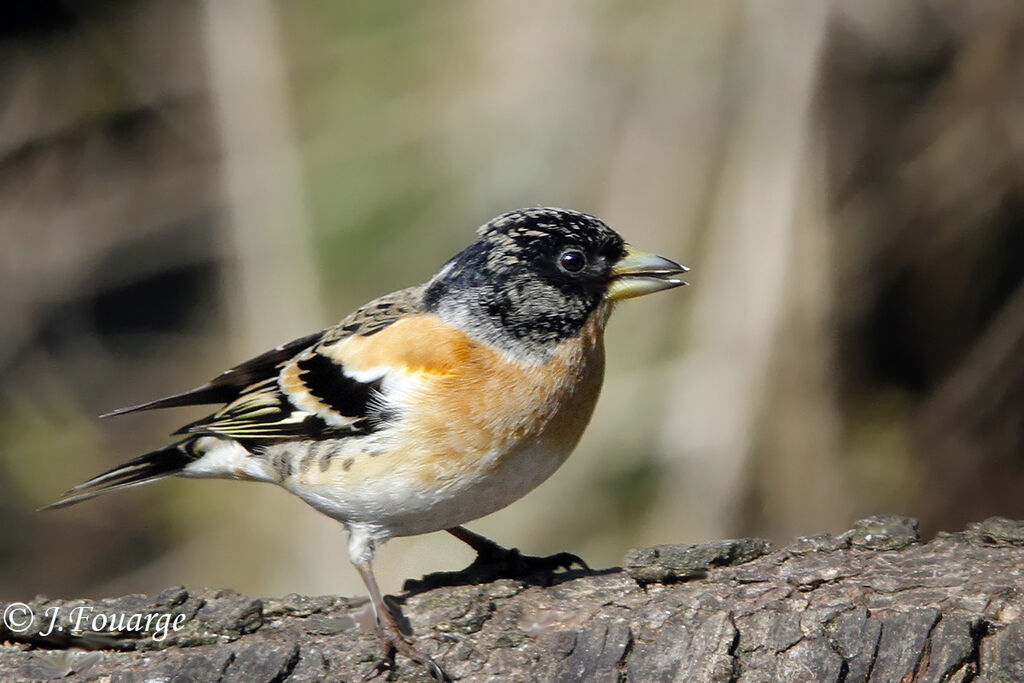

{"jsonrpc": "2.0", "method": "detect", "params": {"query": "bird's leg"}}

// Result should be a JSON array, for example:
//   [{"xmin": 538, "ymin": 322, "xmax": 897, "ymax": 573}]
[
  {"xmin": 347, "ymin": 528, "xmax": 450, "ymax": 683},
  {"xmin": 354, "ymin": 557, "xmax": 450, "ymax": 683}
]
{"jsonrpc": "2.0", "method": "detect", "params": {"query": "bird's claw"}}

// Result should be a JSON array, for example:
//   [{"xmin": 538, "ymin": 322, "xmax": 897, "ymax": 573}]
[{"xmin": 362, "ymin": 618, "xmax": 451, "ymax": 683}]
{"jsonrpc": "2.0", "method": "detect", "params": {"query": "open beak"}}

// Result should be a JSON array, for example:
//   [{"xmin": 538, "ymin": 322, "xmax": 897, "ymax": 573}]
[{"xmin": 605, "ymin": 245, "xmax": 689, "ymax": 301}]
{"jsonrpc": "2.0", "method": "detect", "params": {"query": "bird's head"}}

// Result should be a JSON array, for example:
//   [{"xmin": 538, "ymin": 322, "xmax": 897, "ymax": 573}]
[{"xmin": 425, "ymin": 208, "xmax": 688, "ymax": 358}]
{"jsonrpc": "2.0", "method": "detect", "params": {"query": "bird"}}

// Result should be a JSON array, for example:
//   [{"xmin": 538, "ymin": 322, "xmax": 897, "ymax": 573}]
[{"xmin": 44, "ymin": 207, "xmax": 688, "ymax": 680}]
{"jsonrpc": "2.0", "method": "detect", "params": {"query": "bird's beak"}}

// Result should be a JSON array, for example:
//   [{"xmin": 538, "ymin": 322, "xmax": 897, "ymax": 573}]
[{"xmin": 605, "ymin": 245, "xmax": 689, "ymax": 301}]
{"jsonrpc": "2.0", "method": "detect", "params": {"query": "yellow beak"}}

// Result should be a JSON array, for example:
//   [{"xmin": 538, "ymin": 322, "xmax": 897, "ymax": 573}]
[{"xmin": 605, "ymin": 245, "xmax": 689, "ymax": 301}]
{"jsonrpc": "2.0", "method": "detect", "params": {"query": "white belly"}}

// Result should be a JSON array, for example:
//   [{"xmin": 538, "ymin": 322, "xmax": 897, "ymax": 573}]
[{"xmin": 282, "ymin": 437, "xmax": 574, "ymax": 538}]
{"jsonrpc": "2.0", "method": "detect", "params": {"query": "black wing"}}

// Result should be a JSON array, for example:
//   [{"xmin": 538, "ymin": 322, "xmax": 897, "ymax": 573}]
[
  {"xmin": 100, "ymin": 331, "xmax": 324, "ymax": 418},
  {"xmin": 173, "ymin": 361, "xmax": 384, "ymax": 444}
]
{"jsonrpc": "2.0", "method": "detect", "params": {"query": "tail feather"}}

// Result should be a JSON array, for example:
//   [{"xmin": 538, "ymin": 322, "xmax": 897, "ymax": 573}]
[{"xmin": 40, "ymin": 442, "xmax": 196, "ymax": 511}]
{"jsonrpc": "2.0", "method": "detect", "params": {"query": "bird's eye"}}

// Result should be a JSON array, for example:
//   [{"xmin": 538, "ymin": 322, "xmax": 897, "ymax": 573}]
[{"xmin": 558, "ymin": 249, "xmax": 587, "ymax": 273}]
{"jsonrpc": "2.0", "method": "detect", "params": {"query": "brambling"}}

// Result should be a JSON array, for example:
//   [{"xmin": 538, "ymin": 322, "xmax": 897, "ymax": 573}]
[{"xmin": 45, "ymin": 207, "xmax": 688, "ymax": 680}]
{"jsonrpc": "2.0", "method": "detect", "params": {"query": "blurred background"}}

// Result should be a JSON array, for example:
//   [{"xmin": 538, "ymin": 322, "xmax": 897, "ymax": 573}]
[{"xmin": 2, "ymin": 0, "xmax": 1022, "ymax": 602}]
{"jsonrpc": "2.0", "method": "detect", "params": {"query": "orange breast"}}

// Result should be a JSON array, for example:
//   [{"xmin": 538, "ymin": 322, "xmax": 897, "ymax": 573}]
[{"xmin": 387, "ymin": 312, "xmax": 607, "ymax": 474}]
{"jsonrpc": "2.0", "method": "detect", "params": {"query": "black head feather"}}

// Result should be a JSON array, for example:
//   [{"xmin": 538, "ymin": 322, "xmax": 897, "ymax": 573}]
[{"xmin": 424, "ymin": 208, "xmax": 626, "ymax": 357}]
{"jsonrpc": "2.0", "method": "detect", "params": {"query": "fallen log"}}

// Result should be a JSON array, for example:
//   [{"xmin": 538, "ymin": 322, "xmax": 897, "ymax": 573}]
[{"xmin": 3, "ymin": 515, "xmax": 1024, "ymax": 682}]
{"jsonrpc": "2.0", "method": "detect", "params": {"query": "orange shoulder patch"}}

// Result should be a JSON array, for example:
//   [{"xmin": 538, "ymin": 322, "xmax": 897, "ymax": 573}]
[{"xmin": 322, "ymin": 313, "xmax": 481, "ymax": 376}]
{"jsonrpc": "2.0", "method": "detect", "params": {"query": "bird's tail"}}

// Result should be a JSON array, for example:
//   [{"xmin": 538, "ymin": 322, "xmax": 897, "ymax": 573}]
[{"xmin": 40, "ymin": 441, "xmax": 197, "ymax": 511}]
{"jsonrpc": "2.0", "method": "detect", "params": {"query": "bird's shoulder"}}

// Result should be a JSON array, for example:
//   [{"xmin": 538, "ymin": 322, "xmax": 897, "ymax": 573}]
[
  {"xmin": 292, "ymin": 283, "xmax": 487, "ymax": 389},
  {"xmin": 320, "ymin": 284, "xmax": 428, "ymax": 342}
]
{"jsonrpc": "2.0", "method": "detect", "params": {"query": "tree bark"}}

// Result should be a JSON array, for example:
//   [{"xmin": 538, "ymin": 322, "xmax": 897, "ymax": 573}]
[{"xmin": 3, "ymin": 516, "xmax": 1024, "ymax": 682}]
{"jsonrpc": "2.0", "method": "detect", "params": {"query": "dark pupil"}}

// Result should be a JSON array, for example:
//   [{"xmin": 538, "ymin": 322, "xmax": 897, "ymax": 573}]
[{"xmin": 560, "ymin": 250, "xmax": 585, "ymax": 272}]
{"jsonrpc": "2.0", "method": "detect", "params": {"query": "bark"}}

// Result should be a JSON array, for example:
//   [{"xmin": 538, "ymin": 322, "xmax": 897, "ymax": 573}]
[{"xmin": 3, "ymin": 516, "xmax": 1024, "ymax": 682}]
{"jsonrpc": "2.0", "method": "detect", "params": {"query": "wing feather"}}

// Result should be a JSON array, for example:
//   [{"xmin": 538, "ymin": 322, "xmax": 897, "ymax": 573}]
[
  {"xmin": 160, "ymin": 286, "xmax": 427, "ymax": 445},
  {"xmin": 184, "ymin": 356, "xmax": 379, "ymax": 443},
  {"xmin": 101, "ymin": 331, "xmax": 324, "ymax": 418}
]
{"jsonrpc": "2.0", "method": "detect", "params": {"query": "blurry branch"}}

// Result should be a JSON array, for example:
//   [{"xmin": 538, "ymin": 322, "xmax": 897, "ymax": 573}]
[
  {"xmin": 0, "ymin": 0, "xmax": 215, "ymax": 370},
  {"xmin": 918, "ymin": 282, "xmax": 1024, "ymax": 439},
  {"xmin": 650, "ymin": 0, "xmax": 837, "ymax": 541},
  {"xmin": 915, "ymin": 279, "xmax": 1024, "ymax": 520},
  {"xmin": 201, "ymin": 0, "xmax": 323, "ymax": 342},
  {"xmin": 905, "ymin": 2, "xmax": 1024, "ymax": 447},
  {"xmin": 754, "ymin": 139, "xmax": 849, "ymax": 537},
  {"xmin": 200, "ymin": 0, "xmax": 332, "ymax": 590},
  {"xmin": 824, "ymin": 0, "xmax": 1024, "ymax": 530}
]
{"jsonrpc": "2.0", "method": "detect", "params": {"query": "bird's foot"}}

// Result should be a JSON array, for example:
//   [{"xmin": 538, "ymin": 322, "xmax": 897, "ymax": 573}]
[
  {"xmin": 405, "ymin": 533, "xmax": 588, "ymax": 592},
  {"xmin": 470, "ymin": 539, "xmax": 589, "ymax": 578},
  {"xmin": 362, "ymin": 614, "xmax": 451, "ymax": 683}
]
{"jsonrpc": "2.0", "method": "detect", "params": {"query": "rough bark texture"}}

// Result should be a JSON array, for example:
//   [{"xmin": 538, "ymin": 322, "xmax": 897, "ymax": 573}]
[{"xmin": 3, "ymin": 516, "xmax": 1024, "ymax": 682}]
